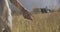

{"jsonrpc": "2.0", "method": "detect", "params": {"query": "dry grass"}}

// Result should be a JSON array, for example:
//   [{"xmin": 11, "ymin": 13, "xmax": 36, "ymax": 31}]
[{"xmin": 12, "ymin": 12, "xmax": 60, "ymax": 32}]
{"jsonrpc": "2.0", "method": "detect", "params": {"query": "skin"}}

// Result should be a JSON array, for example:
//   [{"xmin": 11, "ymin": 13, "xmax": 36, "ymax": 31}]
[
  {"xmin": 10, "ymin": 0, "xmax": 32, "ymax": 20},
  {"xmin": 0, "ymin": 0, "xmax": 32, "ymax": 32}
]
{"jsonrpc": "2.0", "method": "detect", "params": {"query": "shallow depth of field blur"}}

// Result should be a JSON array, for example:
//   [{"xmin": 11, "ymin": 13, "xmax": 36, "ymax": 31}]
[
  {"xmin": 9, "ymin": 0, "xmax": 60, "ymax": 32},
  {"xmin": 12, "ymin": 10, "xmax": 60, "ymax": 32}
]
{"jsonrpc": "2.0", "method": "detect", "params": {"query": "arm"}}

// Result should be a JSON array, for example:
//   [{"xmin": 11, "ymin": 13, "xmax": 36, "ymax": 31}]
[
  {"xmin": 10, "ymin": 0, "xmax": 25, "ymax": 11},
  {"xmin": 10, "ymin": 0, "xmax": 32, "ymax": 20}
]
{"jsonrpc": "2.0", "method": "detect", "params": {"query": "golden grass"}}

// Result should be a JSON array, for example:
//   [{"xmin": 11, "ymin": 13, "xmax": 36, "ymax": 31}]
[{"xmin": 12, "ymin": 12, "xmax": 60, "ymax": 32}]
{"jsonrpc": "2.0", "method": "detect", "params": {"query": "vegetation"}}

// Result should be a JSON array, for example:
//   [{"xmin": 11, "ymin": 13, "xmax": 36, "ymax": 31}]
[{"xmin": 12, "ymin": 12, "xmax": 60, "ymax": 32}]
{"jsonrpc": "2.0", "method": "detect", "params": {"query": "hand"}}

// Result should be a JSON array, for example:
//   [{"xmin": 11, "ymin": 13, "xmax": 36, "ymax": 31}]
[{"xmin": 22, "ymin": 10, "xmax": 32, "ymax": 20}]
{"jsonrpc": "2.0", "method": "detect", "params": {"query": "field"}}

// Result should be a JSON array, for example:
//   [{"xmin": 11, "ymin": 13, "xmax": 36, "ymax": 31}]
[{"xmin": 12, "ymin": 12, "xmax": 60, "ymax": 32}]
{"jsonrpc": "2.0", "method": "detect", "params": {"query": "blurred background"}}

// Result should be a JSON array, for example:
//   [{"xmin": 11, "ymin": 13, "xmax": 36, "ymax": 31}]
[
  {"xmin": 17, "ymin": 0, "xmax": 60, "ymax": 11},
  {"xmin": 8, "ymin": 0, "xmax": 60, "ymax": 32}
]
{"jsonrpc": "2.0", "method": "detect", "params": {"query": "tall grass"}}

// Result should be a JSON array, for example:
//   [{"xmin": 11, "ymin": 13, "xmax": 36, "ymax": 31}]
[{"xmin": 12, "ymin": 12, "xmax": 60, "ymax": 32}]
